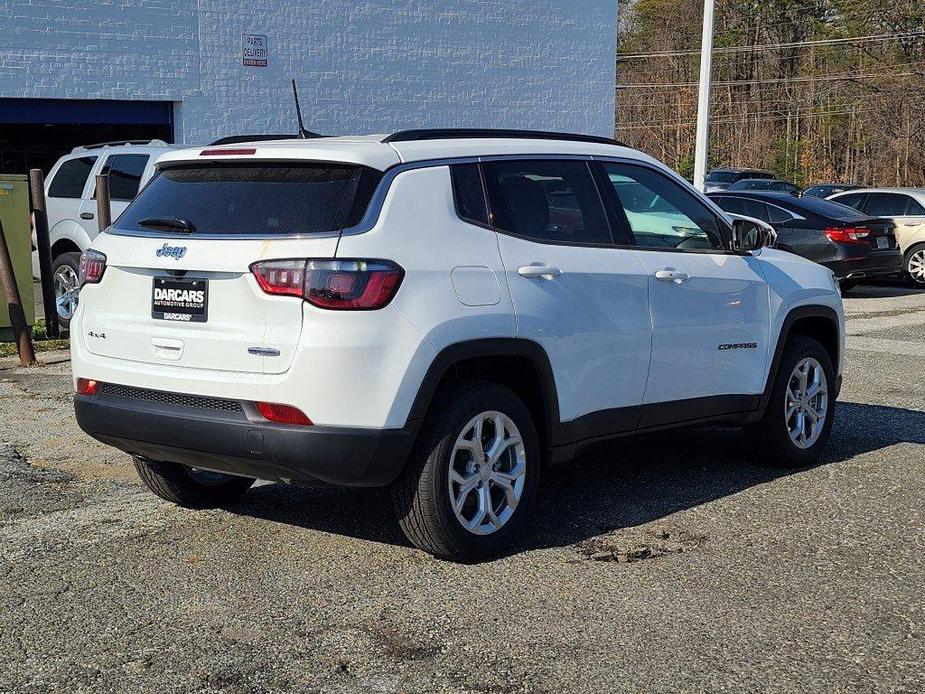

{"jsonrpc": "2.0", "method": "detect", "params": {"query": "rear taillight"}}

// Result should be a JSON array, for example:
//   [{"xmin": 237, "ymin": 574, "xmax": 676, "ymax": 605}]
[
  {"xmin": 824, "ymin": 227, "xmax": 870, "ymax": 245},
  {"xmin": 75, "ymin": 378, "xmax": 98, "ymax": 396},
  {"xmin": 78, "ymin": 249, "xmax": 107, "ymax": 286},
  {"xmin": 255, "ymin": 402, "xmax": 313, "ymax": 425},
  {"xmin": 250, "ymin": 259, "xmax": 404, "ymax": 310}
]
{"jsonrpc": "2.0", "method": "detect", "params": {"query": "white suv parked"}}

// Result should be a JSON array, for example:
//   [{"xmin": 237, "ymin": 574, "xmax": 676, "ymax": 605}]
[
  {"xmin": 71, "ymin": 130, "xmax": 845, "ymax": 561},
  {"xmin": 36, "ymin": 140, "xmax": 175, "ymax": 325}
]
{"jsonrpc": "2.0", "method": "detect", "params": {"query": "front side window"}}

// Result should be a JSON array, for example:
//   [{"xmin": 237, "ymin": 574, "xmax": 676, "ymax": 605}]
[
  {"xmin": 116, "ymin": 164, "xmax": 383, "ymax": 235},
  {"xmin": 103, "ymin": 154, "xmax": 149, "ymax": 201},
  {"xmin": 48, "ymin": 156, "xmax": 97, "ymax": 199},
  {"xmin": 481, "ymin": 160, "xmax": 611, "ymax": 245},
  {"xmin": 833, "ymin": 193, "xmax": 864, "ymax": 210},
  {"xmin": 601, "ymin": 162, "xmax": 724, "ymax": 251},
  {"xmin": 712, "ymin": 196, "xmax": 746, "ymax": 215}
]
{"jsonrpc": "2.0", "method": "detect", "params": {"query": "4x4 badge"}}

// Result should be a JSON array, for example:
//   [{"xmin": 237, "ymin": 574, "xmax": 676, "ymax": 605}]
[{"xmin": 156, "ymin": 243, "xmax": 187, "ymax": 260}]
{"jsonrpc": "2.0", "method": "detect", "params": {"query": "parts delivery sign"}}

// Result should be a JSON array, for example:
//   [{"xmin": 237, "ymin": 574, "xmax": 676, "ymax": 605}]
[{"xmin": 242, "ymin": 34, "xmax": 268, "ymax": 67}]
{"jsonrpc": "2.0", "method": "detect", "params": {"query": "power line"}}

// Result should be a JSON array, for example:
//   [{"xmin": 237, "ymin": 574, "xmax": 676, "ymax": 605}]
[
  {"xmin": 616, "ymin": 106, "xmax": 882, "ymax": 131},
  {"xmin": 617, "ymin": 63, "xmax": 925, "ymax": 89},
  {"xmin": 616, "ymin": 30, "xmax": 925, "ymax": 60}
]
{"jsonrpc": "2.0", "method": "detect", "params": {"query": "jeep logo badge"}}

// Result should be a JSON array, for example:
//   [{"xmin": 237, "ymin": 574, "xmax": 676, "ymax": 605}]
[{"xmin": 156, "ymin": 243, "xmax": 187, "ymax": 260}]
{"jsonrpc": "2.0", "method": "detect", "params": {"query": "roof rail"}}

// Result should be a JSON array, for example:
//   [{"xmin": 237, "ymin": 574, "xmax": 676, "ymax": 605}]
[
  {"xmin": 382, "ymin": 128, "xmax": 627, "ymax": 147},
  {"xmin": 208, "ymin": 134, "xmax": 297, "ymax": 145},
  {"xmin": 72, "ymin": 139, "xmax": 169, "ymax": 153}
]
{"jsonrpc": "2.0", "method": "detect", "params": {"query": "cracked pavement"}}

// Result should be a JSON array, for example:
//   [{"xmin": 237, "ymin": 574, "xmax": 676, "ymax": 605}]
[{"xmin": 1, "ymin": 282, "xmax": 924, "ymax": 693}]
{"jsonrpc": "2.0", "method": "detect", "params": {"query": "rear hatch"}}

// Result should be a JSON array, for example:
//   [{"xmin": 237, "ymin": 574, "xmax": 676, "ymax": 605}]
[{"xmin": 81, "ymin": 161, "xmax": 383, "ymax": 374}]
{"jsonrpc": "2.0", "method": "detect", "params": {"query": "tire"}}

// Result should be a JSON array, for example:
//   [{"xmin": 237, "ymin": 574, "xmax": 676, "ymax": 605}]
[
  {"xmin": 391, "ymin": 381, "xmax": 540, "ymax": 562},
  {"xmin": 52, "ymin": 252, "xmax": 82, "ymax": 329},
  {"xmin": 903, "ymin": 244, "xmax": 925, "ymax": 288},
  {"xmin": 746, "ymin": 335, "xmax": 836, "ymax": 468},
  {"xmin": 133, "ymin": 457, "xmax": 255, "ymax": 508}
]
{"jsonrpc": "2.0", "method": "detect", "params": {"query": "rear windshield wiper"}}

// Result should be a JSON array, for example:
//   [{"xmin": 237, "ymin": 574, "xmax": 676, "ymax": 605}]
[{"xmin": 137, "ymin": 217, "xmax": 196, "ymax": 233}]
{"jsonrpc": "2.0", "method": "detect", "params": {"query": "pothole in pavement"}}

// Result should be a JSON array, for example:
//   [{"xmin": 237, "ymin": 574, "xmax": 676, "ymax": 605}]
[{"xmin": 575, "ymin": 524, "xmax": 704, "ymax": 563}]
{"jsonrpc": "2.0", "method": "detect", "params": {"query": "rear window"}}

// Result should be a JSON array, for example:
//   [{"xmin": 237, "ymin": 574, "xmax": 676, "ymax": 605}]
[
  {"xmin": 116, "ymin": 164, "xmax": 383, "ymax": 235},
  {"xmin": 48, "ymin": 156, "xmax": 97, "ymax": 199},
  {"xmin": 794, "ymin": 195, "xmax": 870, "ymax": 221},
  {"xmin": 706, "ymin": 171, "xmax": 736, "ymax": 183},
  {"xmin": 102, "ymin": 154, "xmax": 149, "ymax": 201}
]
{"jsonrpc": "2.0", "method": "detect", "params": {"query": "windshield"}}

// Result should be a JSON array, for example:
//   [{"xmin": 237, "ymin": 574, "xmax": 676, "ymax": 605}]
[{"xmin": 116, "ymin": 164, "xmax": 383, "ymax": 235}]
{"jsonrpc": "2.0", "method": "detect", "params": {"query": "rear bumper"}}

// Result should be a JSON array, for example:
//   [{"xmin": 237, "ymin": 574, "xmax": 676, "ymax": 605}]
[
  {"xmin": 74, "ymin": 386, "xmax": 415, "ymax": 487},
  {"xmin": 823, "ymin": 250, "xmax": 902, "ymax": 280}
]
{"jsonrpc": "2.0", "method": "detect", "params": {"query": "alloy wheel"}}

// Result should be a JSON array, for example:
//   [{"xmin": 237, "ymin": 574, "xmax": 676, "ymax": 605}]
[
  {"xmin": 785, "ymin": 357, "xmax": 828, "ymax": 449},
  {"xmin": 54, "ymin": 264, "xmax": 80, "ymax": 321},
  {"xmin": 908, "ymin": 249, "xmax": 925, "ymax": 286},
  {"xmin": 448, "ymin": 411, "xmax": 526, "ymax": 535}
]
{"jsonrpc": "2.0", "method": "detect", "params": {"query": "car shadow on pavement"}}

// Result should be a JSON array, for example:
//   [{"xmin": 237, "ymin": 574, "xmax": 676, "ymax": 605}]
[{"xmin": 225, "ymin": 401, "xmax": 925, "ymax": 557}]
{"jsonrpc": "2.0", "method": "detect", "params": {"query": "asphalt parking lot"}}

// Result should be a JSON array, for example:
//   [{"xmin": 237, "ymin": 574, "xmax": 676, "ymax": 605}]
[{"xmin": 2, "ymin": 283, "xmax": 923, "ymax": 694}]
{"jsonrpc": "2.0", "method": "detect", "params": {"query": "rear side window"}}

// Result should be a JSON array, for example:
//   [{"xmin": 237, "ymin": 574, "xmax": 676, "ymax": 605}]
[
  {"xmin": 48, "ymin": 156, "xmax": 97, "ymax": 199},
  {"xmin": 863, "ymin": 193, "xmax": 914, "ymax": 217},
  {"xmin": 481, "ymin": 160, "xmax": 611, "ymax": 245},
  {"xmin": 450, "ymin": 163, "xmax": 489, "ymax": 226},
  {"xmin": 103, "ymin": 154, "xmax": 149, "ymax": 201},
  {"xmin": 766, "ymin": 204, "xmax": 793, "ymax": 224},
  {"xmin": 116, "ymin": 164, "xmax": 383, "ymax": 235}
]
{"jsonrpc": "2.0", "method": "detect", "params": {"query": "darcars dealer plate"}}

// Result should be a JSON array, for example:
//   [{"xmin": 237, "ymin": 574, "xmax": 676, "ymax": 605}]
[{"xmin": 152, "ymin": 277, "xmax": 208, "ymax": 323}]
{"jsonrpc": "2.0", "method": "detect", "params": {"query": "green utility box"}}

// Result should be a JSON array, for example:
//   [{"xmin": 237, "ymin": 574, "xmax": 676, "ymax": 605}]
[{"xmin": 0, "ymin": 174, "xmax": 35, "ymax": 342}]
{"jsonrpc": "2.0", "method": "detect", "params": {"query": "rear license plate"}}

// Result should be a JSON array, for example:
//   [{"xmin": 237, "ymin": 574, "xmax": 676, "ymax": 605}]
[
  {"xmin": 876, "ymin": 237, "xmax": 889, "ymax": 249},
  {"xmin": 152, "ymin": 277, "xmax": 208, "ymax": 323}
]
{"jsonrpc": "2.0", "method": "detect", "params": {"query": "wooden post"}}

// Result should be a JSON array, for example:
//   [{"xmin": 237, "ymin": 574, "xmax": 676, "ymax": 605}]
[
  {"xmin": 29, "ymin": 169, "xmax": 59, "ymax": 339},
  {"xmin": 0, "ymin": 216, "xmax": 36, "ymax": 366},
  {"xmin": 96, "ymin": 174, "xmax": 111, "ymax": 232}
]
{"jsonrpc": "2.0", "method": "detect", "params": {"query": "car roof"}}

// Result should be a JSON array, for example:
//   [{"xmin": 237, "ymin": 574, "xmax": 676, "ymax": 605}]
[
  {"xmin": 830, "ymin": 187, "xmax": 925, "ymax": 196},
  {"xmin": 709, "ymin": 167, "xmax": 774, "ymax": 174},
  {"xmin": 710, "ymin": 190, "xmax": 795, "ymax": 199},
  {"xmin": 68, "ymin": 139, "xmax": 175, "ymax": 156},
  {"xmin": 156, "ymin": 132, "xmax": 648, "ymax": 172}
]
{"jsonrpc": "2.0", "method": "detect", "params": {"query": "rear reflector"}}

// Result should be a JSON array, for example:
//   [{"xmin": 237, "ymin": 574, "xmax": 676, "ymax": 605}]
[
  {"xmin": 255, "ymin": 402, "xmax": 313, "ymax": 425},
  {"xmin": 199, "ymin": 148, "xmax": 256, "ymax": 156},
  {"xmin": 824, "ymin": 226, "xmax": 870, "ymax": 244},
  {"xmin": 75, "ymin": 378, "xmax": 98, "ymax": 396},
  {"xmin": 250, "ymin": 259, "xmax": 404, "ymax": 310}
]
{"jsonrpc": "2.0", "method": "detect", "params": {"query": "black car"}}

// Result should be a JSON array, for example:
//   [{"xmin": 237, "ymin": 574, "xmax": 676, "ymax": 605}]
[
  {"xmin": 709, "ymin": 191, "xmax": 902, "ymax": 289},
  {"xmin": 802, "ymin": 183, "xmax": 861, "ymax": 199},
  {"xmin": 727, "ymin": 178, "xmax": 801, "ymax": 194},
  {"xmin": 704, "ymin": 167, "xmax": 775, "ymax": 193}
]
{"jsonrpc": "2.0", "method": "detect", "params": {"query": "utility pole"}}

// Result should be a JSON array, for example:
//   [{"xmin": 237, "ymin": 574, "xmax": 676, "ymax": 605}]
[{"xmin": 693, "ymin": 0, "xmax": 715, "ymax": 192}]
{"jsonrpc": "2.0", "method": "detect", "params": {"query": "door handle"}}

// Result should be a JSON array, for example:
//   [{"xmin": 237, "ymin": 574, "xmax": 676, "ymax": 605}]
[
  {"xmin": 655, "ymin": 269, "xmax": 689, "ymax": 285},
  {"xmin": 80, "ymin": 212, "xmax": 95, "ymax": 220},
  {"xmin": 518, "ymin": 264, "xmax": 561, "ymax": 280}
]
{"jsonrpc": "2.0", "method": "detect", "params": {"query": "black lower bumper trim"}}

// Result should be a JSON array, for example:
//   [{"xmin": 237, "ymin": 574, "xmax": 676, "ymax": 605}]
[{"xmin": 75, "ymin": 392, "xmax": 415, "ymax": 487}]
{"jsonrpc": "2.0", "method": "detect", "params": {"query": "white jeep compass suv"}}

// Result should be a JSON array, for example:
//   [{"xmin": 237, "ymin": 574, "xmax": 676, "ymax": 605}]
[{"xmin": 71, "ymin": 130, "xmax": 845, "ymax": 561}]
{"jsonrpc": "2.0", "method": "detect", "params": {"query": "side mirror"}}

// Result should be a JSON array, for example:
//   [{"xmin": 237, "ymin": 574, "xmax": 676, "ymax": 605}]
[{"xmin": 729, "ymin": 214, "xmax": 777, "ymax": 252}]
